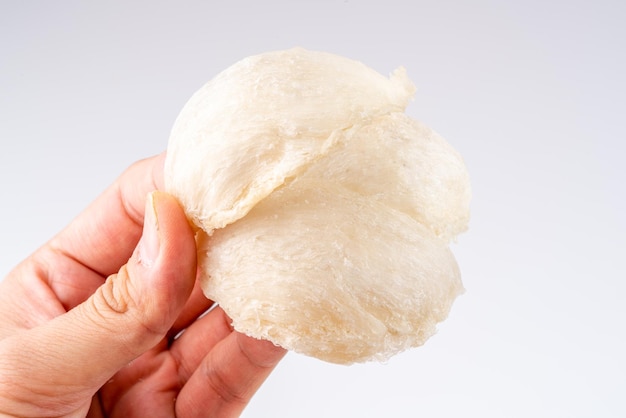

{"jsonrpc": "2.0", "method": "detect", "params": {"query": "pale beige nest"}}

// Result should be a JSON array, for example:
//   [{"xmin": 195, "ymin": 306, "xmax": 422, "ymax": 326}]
[{"xmin": 165, "ymin": 48, "xmax": 471, "ymax": 364}]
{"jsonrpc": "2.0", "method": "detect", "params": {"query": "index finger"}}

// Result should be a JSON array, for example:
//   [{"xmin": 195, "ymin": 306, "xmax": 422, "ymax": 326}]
[{"xmin": 48, "ymin": 153, "xmax": 165, "ymax": 277}]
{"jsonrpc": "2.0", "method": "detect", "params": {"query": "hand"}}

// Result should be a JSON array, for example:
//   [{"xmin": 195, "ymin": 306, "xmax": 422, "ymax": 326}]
[{"xmin": 0, "ymin": 154, "xmax": 286, "ymax": 417}]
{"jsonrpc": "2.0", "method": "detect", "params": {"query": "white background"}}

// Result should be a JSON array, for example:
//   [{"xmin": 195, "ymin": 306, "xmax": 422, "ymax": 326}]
[{"xmin": 1, "ymin": 1, "xmax": 625, "ymax": 417}]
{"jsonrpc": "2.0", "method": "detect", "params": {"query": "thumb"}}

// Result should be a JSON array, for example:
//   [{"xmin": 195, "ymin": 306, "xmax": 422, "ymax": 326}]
[{"xmin": 0, "ymin": 192, "xmax": 197, "ymax": 413}]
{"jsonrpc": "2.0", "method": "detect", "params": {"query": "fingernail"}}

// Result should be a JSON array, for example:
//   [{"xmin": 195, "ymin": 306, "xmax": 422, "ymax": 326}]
[{"xmin": 138, "ymin": 192, "xmax": 160, "ymax": 268}]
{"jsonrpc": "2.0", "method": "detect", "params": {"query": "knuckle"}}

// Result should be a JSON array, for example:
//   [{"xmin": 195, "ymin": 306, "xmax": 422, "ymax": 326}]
[
  {"xmin": 204, "ymin": 361, "xmax": 249, "ymax": 407},
  {"xmin": 96, "ymin": 267, "xmax": 134, "ymax": 316},
  {"xmin": 80, "ymin": 268, "xmax": 139, "ymax": 346},
  {"xmin": 89, "ymin": 266, "xmax": 167, "ymax": 342}
]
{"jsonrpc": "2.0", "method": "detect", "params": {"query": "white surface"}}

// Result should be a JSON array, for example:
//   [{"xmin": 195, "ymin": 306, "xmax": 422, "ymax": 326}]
[{"xmin": 1, "ymin": 1, "xmax": 624, "ymax": 417}]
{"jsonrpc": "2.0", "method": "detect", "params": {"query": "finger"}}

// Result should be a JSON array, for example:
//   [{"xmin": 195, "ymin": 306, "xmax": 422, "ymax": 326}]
[
  {"xmin": 49, "ymin": 153, "xmax": 166, "ymax": 279},
  {"xmin": 0, "ymin": 192, "xmax": 196, "ymax": 415},
  {"xmin": 0, "ymin": 151, "xmax": 167, "ymax": 333},
  {"xmin": 175, "ymin": 332, "xmax": 286, "ymax": 417},
  {"xmin": 168, "ymin": 278, "xmax": 215, "ymax": 340},
  {"xmin": 170, "ymin": 305, "xmax": 234, "ymax": 383}
]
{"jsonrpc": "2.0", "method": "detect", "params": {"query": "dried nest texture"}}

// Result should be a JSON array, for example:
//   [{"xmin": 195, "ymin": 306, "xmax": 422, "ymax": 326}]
[{"xmin": 165, "ymin": 48, "xmax": 471, "ymax": 364}]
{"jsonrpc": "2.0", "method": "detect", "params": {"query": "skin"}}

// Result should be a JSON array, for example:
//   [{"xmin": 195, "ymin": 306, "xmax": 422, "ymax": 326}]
[{"xmin": 0, "ymin": 153, "xmax": 286, "ymax": 417}]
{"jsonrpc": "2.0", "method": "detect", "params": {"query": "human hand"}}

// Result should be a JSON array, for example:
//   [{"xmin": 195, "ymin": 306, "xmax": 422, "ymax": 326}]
[{"xmin": 0, "ymin": 154, "xmax": 286, "ymax": 417}]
